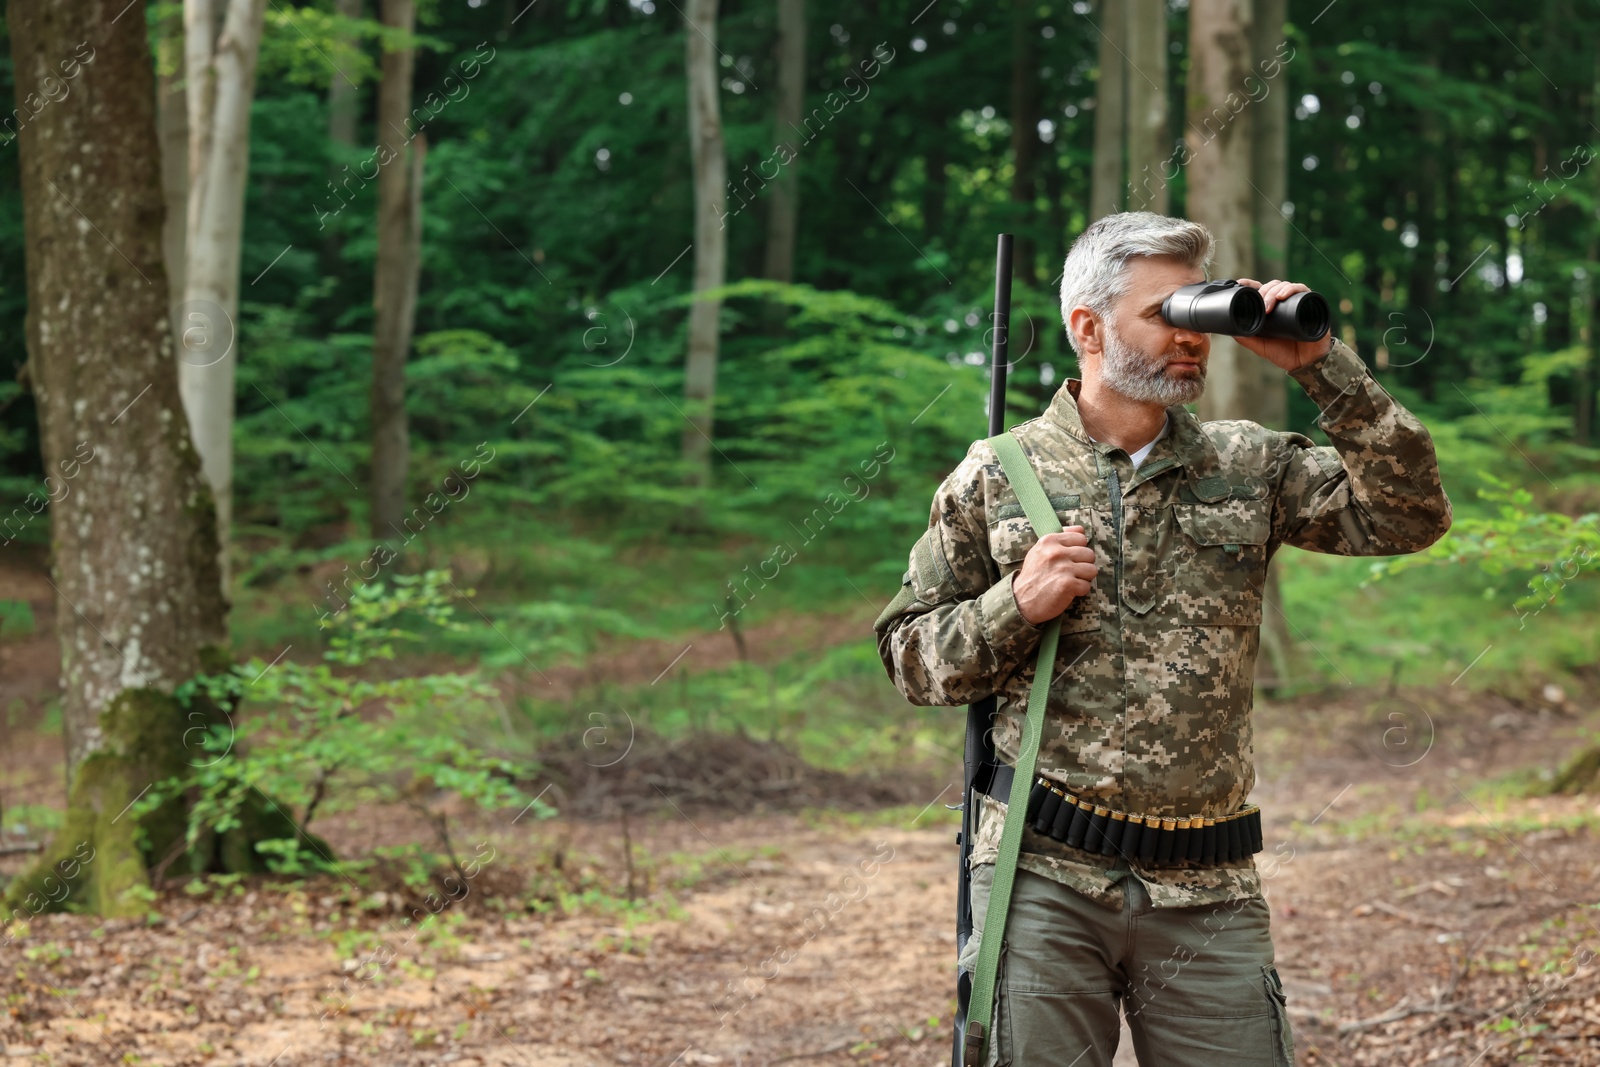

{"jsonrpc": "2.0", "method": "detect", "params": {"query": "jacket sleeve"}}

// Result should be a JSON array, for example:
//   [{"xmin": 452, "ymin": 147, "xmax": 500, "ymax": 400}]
[
  {"xmin": 872, "ymin": 439, "xmax": 1044, "ymax": 706},
  {"xmin": 1269, "ymin": 337, "xmax": 1453, "ymax": 555}
]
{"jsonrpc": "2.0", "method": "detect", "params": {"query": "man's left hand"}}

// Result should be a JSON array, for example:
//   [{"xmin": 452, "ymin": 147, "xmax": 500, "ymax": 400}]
[{"xmin": 1229, "ymin": 278, "xmax": 1336, "ymax": 371}]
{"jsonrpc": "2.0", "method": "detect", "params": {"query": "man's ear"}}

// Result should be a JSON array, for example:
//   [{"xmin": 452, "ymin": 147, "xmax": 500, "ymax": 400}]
[{"xmin": 1068, "ymin": 306, "xmax": 1105, "ymax": 358}]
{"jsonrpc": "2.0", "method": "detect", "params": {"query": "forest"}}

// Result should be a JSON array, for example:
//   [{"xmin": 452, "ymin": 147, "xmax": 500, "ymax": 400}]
[{"xmin": 0, "ymin": 0, "xmax": 1598, "ymax": 1064}]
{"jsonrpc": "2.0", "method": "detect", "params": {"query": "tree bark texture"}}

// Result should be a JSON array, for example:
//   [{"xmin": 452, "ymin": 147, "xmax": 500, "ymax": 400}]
[
  {"xmin": 1089, "ymin": 0, "xmax": 1126, "ymax": 221},
  {"xmin": 156, "ymin": 5, "xmax": 189, "ymax": 346},
  {"xmin": 1249, "ymin": 0, "xmax": 1288, "ymax": 430},
  {"xmin": 1125, "ymin": 0, "xmax": 1168, "ymax": 214},
  {"xmin": 762, "ymin": 0, "xmax": 803, "ymax": 283},
  {"xmin": 6, "ymin": 0, "xmax": 230, "ymax": 916},
  {"xmin": 370, "ymin": 0, "xmax": 422, "ymax": 539},
  {"xmin": 1010, "ymin": 2, "xmax": 1041, "ymax": 283},
  {"xmin": 682, "ymin": 0, "xmax": 727, "ymax": 493},
  {"xmin": 180, "ymin": 0, "xmax": 267, "ymax": 586},
  {"xmin": 1187, "ymin": 0, "xmax": 1273, "ymax": 425},
  {"xmin": 328, "ymin": 0, "xmax": 363, "ymax": 148}
]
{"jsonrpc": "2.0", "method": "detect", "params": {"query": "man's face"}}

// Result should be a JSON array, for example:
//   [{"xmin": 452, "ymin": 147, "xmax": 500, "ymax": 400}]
[{"xmin": 1091, "ymin": 256, "xmax": 1211, "ymax": 406}]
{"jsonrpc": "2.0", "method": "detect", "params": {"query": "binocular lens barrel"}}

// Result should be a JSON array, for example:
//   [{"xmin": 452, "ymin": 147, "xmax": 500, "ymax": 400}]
[
  {"xmin": 1264, "ymin": 290, "xmax": 1330, "ymax": 342},
  {"xmin": 1162, "ymin": 281, "xmax": 1264, "ymax": 336},
  {"xmin": 1160, "ymin": 281, "xmax": 1331, "ymax": 342}
]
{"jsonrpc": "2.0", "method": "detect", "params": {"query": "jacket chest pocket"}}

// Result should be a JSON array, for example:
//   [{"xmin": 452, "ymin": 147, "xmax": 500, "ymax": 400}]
[
  {"xmin": 1167, "ymin": 501, "xmax": 1272, "ymax": 625},
  {"xmin": 988, "ymin": 506, "xmax": 1104, "ymax": 634}
]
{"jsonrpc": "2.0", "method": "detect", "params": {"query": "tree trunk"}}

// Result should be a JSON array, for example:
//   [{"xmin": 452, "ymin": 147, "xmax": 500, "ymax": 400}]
[
  {"xmin": 1187, "ymin": 0, "xmax": 1272, "ymax": 425},
  {"xmin": 1089, "ymin": 0, "xmax": 1126, "ymax": 221},
  {"xmin": 1576, "ymin": 43, "xmax": 1600, "ymax": 447},
  {"xmin": 1125, "ymin": 0, "xmax": 1168, "ymax": 214},
  {"xmin": 762, "ymin": 0, "xmax": 803, "ymax": 283},
  {"xmin": 157, "ymin": 6, "xmax": 189, "ymax": 346},
  {"xmin": 1249, "ymin": 0, "xmax": 1286, "ymax": 430},
  {"xmin": 181, "ymin": 0, "xmax": 267, "ymax": 590},
  {"xmin": 1010, "ymin": 2, "xmax": 1041, "ymax": 283},
  {"xmin": 1550, "ymin": 744, "xmax": 1600, "ymax": 795},
  {"xmin": 682, "ymin": 0, "xmax": 727, "ymax": 499},
  {"xmin": 1245, "ymin": 0, "xmax": 1295, "ymax": 696},
  {"xmin": 1248, "ymin": 0, "xmax": 1286, "ymax": 435},
  {"xmin": 328, "ymin": 0, "xmax": 363, "ymax": 148},
  {"xmin": 324, "ymin": 0, "xmax": 362, "ymax": 270},
  {"xmin": 5, "ymin": 0, "xmax": 231, "ymax": 917},
  {"xmin": 370, "ymin": 0, "xmax": 422, "ymax": 540}
]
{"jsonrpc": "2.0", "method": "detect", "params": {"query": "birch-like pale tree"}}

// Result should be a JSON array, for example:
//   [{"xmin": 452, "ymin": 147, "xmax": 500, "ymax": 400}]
[
  {"xmin": 157, "ymin": 7, "xmax": 189, "ymax": 342},
  {"xmin": 182, "ymin": 0, "xmax": 268, "ymax": 586},
  {"xmin": 370, "ymin": 0, "xmax": 424, "ymax": 539},
  {"xmin": 682, "ymin": 0, "xmax": 727, "ymax": 496}
]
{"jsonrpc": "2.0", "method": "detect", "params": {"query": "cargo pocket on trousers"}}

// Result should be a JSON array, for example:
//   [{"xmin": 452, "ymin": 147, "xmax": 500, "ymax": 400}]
[{"xmin": 1262, "ymin": 964, "xmax": 1294, "ymax": 1066}]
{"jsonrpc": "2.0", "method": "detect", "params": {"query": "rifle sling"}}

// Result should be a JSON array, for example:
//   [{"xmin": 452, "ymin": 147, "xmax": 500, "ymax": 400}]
[{"xmin": 964, "ymin": 430, "xmax": 1062, "ymax": 1067}]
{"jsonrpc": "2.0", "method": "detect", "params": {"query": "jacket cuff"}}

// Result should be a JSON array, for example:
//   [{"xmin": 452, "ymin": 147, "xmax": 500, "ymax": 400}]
[
  {"xmin": 1289, "ymin": 336, "xmax": 1368, "ymax": 409},
  {"xmin": 978, "ymin": 571, "xmax": 1041, "ymax": 662}
]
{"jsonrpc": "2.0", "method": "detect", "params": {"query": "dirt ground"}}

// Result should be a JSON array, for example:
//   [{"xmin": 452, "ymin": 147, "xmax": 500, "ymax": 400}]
[
  {"xmin": 4, "ymin": 559, "xmax": 1600, "ymax": 1065},
  {"xmin": 6, "ymin": 691, "xmax": 1599, "ymax": 1066}
]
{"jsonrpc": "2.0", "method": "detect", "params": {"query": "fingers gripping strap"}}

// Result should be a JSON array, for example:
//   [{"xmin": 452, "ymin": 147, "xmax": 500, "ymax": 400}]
[{"xmin": 965, "ymin": 432, "xmax": 1063, "ymax": 1065}]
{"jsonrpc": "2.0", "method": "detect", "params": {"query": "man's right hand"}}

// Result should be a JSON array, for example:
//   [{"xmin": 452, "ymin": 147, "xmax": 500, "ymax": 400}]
[{"xmin": 1011, "ymin": 526, "xmax": 1098, "ymax": 625}]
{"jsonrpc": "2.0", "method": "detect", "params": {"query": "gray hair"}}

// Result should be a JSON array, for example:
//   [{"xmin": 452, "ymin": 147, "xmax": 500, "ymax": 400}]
[{"xmin": 1057, "ymin": 212, "xmax": 1214, "ymax": 353}]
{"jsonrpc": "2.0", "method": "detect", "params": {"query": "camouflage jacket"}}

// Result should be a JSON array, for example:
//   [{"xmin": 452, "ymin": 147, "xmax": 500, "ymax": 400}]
[{"xmin": 873, "ymin": 338, "xmax": 1452, "ymax": 909}]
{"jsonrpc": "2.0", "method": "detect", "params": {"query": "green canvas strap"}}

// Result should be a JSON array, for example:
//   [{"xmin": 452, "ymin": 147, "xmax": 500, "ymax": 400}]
[{"xmin": 963, "ymin": 431, "xmax": 1063, "ymax": 1067}]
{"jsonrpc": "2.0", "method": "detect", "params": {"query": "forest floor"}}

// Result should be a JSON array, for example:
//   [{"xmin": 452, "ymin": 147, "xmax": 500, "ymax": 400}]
[{"xmin": 3, "ymin": 554, "xmax": 1600, "ymax": 1066}]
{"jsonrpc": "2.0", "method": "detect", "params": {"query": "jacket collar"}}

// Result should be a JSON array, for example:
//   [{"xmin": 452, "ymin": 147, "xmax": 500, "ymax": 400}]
[{"xmin": 1044, "ymin": 379, "xmax": 1232, "ymax": 501}]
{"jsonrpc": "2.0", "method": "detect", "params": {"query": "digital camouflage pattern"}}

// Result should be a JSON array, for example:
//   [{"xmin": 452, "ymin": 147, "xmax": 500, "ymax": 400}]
[{"xmin": 874, "ymin": 338, "xmax": 1453, "ymax": 908}]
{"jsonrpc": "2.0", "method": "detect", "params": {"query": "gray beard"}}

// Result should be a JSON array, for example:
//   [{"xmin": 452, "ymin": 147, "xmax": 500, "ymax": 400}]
[{"xmin": 1098, "ymin": 321, "xmax": 1207, "ymax": 406}]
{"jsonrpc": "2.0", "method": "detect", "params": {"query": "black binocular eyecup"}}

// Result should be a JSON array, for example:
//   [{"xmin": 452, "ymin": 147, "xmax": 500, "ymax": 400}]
[{"xmin": 1160, "ymin": 280, "xmax": 1330, "ymax": 342}]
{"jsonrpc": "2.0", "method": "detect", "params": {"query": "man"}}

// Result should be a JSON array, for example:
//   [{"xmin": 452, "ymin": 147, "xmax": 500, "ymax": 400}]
[{"xmin": 873, "ymin": 212, "xmax": 1452, "ymax": 1066}]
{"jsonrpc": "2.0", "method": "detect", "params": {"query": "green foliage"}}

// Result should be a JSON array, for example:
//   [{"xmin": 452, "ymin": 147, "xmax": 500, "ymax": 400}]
[
  {"xmin": 516, "ymin": 637, "xmax": 955, "ymax": 775},
  {"xmin": 231, "ymin": 268, "xmax": 983, "ymax": 552},
  {"xmin": 258, "ymin": 5, "xmax": 435, "ymax": 91},
  {"xmin": 2, "ymin": 802, "xmax": 63, "ymax": 839},
  {"xmin": 1, "ymin": 0, "xmax": 1599, "ymax": 813},
  {"xmin": 0, "ymin": 597, "xmax": 34, "ymax": 639},
  {"xmin": 7, "ymin": 0, "xmax": 1600, "ymax": 559},
  {"xmin": 1372, "ymin": 474, "xmax": 1600, "ymax": 619},
  {"xmin": 318, "ymin": 569, "xmax": 468, "ymax": 663},
  {"xmin": 136, "ymin": 571, "xmax": 554, "ymax": 874}
]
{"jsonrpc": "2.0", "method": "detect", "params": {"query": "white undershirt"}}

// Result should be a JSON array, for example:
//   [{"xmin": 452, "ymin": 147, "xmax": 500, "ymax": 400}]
[{"xmin": 1092, "ymin": 412, "xmax": 1170, "ymax": 471}]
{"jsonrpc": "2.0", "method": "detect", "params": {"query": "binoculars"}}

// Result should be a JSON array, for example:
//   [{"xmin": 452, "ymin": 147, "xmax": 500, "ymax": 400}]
[{"xmin": 1160, "ymin": 280, "xmax": 1330, "ymax": 342}]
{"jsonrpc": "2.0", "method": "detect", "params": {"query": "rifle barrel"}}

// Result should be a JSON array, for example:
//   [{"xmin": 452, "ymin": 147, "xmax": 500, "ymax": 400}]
[{"xmin": 988, "ymin": 234, "xmax": 1013, "ymax": 437}]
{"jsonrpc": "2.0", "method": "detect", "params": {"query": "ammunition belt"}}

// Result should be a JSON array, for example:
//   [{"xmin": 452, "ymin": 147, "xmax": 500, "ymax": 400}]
[{"xmin": 974, "ymin": 763, "xmax": 1263, "ymax": 866}]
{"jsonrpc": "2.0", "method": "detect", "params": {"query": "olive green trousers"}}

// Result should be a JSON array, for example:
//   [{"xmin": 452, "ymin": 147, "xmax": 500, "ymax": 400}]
[{"xmin": 960, "ymin": 864, "xmax": 1295, "ymax": 1066}]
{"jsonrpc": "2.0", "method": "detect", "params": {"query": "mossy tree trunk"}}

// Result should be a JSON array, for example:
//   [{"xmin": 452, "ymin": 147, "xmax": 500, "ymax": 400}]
[
  {"xmin": 1550, "ymin": 745, "xmax": 1600, "ymax": 795},
  {"xmin": 3, "ymin": 0, "xmax": 288, "ymax": 918}
]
